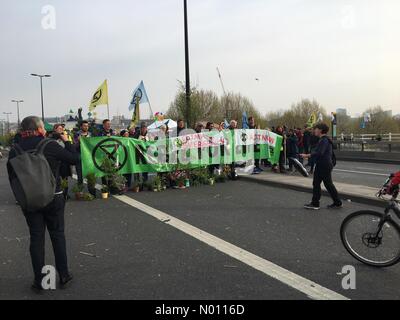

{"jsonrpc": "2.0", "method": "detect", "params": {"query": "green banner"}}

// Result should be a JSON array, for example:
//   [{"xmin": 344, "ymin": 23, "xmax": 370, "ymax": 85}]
[{"xmin": 81, "ymin": 130, "xmax": 283, "ymax": 177}]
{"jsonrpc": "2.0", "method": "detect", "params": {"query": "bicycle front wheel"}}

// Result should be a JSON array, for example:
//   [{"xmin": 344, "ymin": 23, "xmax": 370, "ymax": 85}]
[{"xmin": 341, "ymin": 210, "xmax": 400, "ymax": 267}]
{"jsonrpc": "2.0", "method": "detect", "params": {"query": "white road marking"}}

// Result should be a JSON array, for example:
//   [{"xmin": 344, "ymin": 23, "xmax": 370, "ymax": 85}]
[
  {"xmin": 354, "ymin": 167, "xmax": 390, "ymax": 172},
  {"xmin": 73, "ymin": 174, "xmax": 349, "ymax": 299},
  {"xmin": 334, "ymin": 169, "xmax": 387, "ymax": 177},
  {"xmin": 114, "ymin": 194, "xmax": 349, "ymax": 301}
]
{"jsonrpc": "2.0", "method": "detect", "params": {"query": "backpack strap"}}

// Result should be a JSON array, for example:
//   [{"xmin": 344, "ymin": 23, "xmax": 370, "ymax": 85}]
[
  {"xmin": 12, "ymin": 144, "xmax": 25, "ymax": 156},
  {"xmin": 36, "ymin": 138, "xmax": 56, "ymax": 155}
]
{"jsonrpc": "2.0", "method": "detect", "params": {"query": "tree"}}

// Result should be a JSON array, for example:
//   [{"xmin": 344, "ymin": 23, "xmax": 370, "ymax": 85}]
[
  {"xmin": 266, "ymin": 99, "xmax": 327, "ymax": 129},
  {"xmin": 361, "ymin": 106, "xmax": 399, "ymax": 134},
  {"xmin": 166, "ymin": 85, "xmax": 222, "ymax": 128},
  {"xmin": 221, "ymin": 93, "xmax": 264, "ymax": 127},
  {"xmin": 166, "ymin": 86, "xmax": 265, "ymax": 128}
]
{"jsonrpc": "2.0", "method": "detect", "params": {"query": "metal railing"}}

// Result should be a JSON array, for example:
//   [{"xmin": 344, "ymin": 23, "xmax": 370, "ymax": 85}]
[
  {"xmin": 337, "ymin": 141, "xmax": 400, "ymax": 153},
  {"xmin": 339, "ymin": 133, "xmax": 400, "ymax": 142}
]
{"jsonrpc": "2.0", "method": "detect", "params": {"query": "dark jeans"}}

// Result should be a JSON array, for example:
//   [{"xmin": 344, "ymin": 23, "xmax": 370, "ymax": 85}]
[
  {"xmin": 124, "ymin": 174, "xmax": 132, "ymax": 188},
  {"xmin": 279, "ymin": 151, "xmax": 286, "ymax": 172},
  {"xmin": 76, "ymin": 155, "xmax": 83, "ymax": 185},
  {"xmin": 312, "ymin": 164, "xmax": 341, "ymax": 206},
  {"xmin": 134, "ymin": 173, "xmax": 149, "ymax": 184},
  {"xmin": 24, "ymin": 194, "xmax": 69, "ymax": 282}
]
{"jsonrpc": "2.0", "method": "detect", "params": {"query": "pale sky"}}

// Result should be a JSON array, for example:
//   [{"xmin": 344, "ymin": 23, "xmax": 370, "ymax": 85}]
[{"xmin": 0, "ymin": 0, "xmax": 399, "ymax": 123}]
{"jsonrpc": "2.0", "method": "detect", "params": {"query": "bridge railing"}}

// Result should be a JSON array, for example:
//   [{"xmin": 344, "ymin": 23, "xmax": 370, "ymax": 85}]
[
  {"xmin": 339, "ymin": 133, "xmax": 400, "ymax": 142},
  {"xmin": 336, "ymin": 141, "xmax": 400, "ymax": 153}
]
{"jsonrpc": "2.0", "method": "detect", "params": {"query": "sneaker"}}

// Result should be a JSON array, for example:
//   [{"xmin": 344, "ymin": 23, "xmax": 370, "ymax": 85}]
[
  {"xmin": 304, "ymin": 203, "xmax": 320, "ymax": 210},
  {"xmin": 327, "ymin": 203, "xmax": 343, "ymax": 209},
  {"xmin": 59, "ymin": 273, "xmax": 73, "ymax": 289},
  {"xmin": 31, "ymin": 281, "xmax": 44, "ymax": 294}
]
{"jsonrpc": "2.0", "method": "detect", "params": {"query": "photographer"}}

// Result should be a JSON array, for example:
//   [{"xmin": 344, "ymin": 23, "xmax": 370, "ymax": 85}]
[
  {"xmin": 7, "ymin": 116, "xmax": 79, "ymax": 292},
  {"xmin": 49, "ymin": 124, "xmax": 73, "ymax": 199}
]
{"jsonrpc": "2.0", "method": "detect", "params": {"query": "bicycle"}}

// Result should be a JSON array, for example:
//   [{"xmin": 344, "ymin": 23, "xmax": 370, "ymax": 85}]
[{"xmin": 340, "ymin": 174, "xmax": 400, "ymax": 268}]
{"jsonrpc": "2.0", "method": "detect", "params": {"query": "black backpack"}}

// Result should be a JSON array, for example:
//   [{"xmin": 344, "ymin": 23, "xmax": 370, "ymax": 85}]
[
  {"xmin": 325, "ymin": 137, "xmax": 337, "ymax": 167},
  {"xmin": 8, "ymin": 139, "xmax": 56, "ymax": 213}
]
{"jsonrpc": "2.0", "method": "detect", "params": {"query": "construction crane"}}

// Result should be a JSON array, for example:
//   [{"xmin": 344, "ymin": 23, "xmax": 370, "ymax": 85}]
[{"xmin": 216, "ymin": 67, "xmax": 227, "ymax": 96}]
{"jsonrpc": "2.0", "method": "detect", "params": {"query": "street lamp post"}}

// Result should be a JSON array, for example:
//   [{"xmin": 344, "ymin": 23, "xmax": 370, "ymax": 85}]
[
  {"xmin": 183, "ymin": 0, "xmax": 191, "ymax": 128},
  {"xmin": 3, "ymin": 112, "xmax": 12, "ymax": 134},
  {"xmin": 11, "ymin": 100, "xmax": 24, "ymax": 127},
  {"xmin": 0, "ymin": 119, "xmax": 5, "ymax": 136},
  {"xmin": 31, "ymin": 74, "xmax": 51, "ymax": 122}
]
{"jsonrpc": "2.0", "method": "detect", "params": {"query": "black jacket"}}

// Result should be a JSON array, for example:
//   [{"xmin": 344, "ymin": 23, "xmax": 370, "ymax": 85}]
[
  {"xmin": 7, "ymin": 136, "xmax": 79, "ymax": 193},
  {"xmin": 311, "ymin": 136, "xmax": 333, "ymax": 168},
  {"xmin": 286, "ymin": 135, "xmax": 299, "ymax": 157}
]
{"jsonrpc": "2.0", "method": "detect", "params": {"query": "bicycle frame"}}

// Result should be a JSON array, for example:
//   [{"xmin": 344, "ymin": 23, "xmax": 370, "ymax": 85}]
[{"xmin": 375, "ymin": 197, "xmax": 400, "ymax": 237}]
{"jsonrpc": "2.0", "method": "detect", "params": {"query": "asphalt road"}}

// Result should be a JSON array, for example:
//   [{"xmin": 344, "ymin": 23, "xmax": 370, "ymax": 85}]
[
  {"xmin": 1, "ymin": 157, "xmax": 400, "ymax": 300},
  {"xmin": 332, "ymin": 161, "xmax": 399, "ymax": 188}
]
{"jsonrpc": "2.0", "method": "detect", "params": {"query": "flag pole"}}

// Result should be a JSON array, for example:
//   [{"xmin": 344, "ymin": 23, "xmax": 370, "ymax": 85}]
[
  {"xmin": 148, "ymin": 100, "xmax": 154, "ymax": 120},
  {"xmin": 107, "ymin": 103, "xmax": 110, "ymax": 120}
]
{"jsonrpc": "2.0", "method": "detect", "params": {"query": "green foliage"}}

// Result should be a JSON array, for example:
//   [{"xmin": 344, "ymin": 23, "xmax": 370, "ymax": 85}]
[
  {"xmin": 266, "ymin": 99, "xmax": 327, "ymax": 129},
  {"xmin": 110, "ymin": 174, "xmax": 127, "ymax": 191},
  {"xmin": 0, "ymin": 133, "xmax": 15, "ymax": 147},
  {"xmin": 61, "ymin": 178, "xmax": 69, "ymax": 191},
  {"xmin": 215, "ymin": 174, "xmax": 227, "ymax": 183},
  {"xmin": 72, "ymin": 183, "xmax": 84, "ymax": 193},
  {"xmin": 152, "ymin": 176, "xmax": 163, "ymax": 192},
  {"xmin": 190, "ymin": 167, "xmax": 211, "ymax": 186},
  {"xmin": 82, "ymin": 193, "xmax": 95, "ymax": 201},
  {"xmin": 86, "ymin": 173, "xmax": 97, "ymax": 188},
  {"xmin": 132, "ymin": 178, "xmax": 141, "ymax": 189},
  {"xmin": 100, "ymin": 157, "xmax": 126, "ymax": 191},
  {"xmin": 144, "ymin": 181, "xmax": 153, "ymax": 191},
  {"xmin": 101, "ymin": 185, "xmax": 109, "ymax": 193}
]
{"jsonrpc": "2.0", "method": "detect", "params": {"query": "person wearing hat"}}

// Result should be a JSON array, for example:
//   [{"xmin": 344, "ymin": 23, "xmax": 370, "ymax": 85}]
[{"xmin": 120, "ymin": 130, "xmax": 129, "ymax": 138}]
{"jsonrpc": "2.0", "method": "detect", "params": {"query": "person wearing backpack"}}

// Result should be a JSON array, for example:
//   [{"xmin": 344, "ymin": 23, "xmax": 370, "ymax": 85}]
[
  {"xmin": 300, "ymin": 123, "xmax": 342, "ymax": 210},
  {"xmin": 7, "ymin": 116, "xmax": 79, "ymax": 292}
]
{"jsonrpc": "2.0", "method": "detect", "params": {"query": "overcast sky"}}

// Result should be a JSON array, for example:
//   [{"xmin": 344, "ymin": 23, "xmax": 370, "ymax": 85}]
[{"xmin": 0, "ymin": 0, "xmax": 399, "ymax": 122}]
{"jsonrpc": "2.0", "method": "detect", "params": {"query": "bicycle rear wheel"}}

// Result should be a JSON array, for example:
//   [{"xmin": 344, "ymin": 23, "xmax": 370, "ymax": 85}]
[{"xmin": 341, "ymin": 210, "xmax": 400, "ymax": 267}]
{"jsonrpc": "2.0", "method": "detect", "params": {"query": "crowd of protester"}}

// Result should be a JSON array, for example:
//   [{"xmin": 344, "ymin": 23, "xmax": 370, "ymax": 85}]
[
  {"xmin": 18, "ymin": 116, "xmax": 328, "ymax": 191},
  {"xmin": 10, "ymin": 115, "xmax": 329, "ymax": 198},
  {"xmin": 269, "ymin": 125, "xmax": 321, "ymax": 175}
]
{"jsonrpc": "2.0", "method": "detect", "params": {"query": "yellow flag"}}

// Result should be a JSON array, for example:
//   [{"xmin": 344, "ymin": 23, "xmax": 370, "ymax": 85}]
[
  {"xmin": 129, "ymin": 97, "xmax": 140, "ymax": 130},
  {"xmin": 89, "ymin": 80, "xmax": 108, "ymax": 111},
  {"xmin": 307, "ymin": 113, "xmax": 317, "ymax": 128}
]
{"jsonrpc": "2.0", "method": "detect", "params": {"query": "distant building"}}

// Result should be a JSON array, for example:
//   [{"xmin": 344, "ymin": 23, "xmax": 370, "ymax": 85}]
[{"xmin": 336, "ymin": 108, "xmax": 347, "ymax": 116}]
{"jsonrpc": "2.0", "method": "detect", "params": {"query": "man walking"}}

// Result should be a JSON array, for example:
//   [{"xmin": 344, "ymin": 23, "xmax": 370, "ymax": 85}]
[
  {"xmin": 300, "ymin": 123, "xmax": 342, "ymax": 210},
  {"xmin": 7, "ymin": 116, "xmax": 79, "ymax": 292}
]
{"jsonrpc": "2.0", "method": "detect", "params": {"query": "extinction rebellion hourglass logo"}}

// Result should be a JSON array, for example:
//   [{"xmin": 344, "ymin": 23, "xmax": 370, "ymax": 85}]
[{"xmin": 92, "ymin": 138, "xmax": 129, "ymax": 173}]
